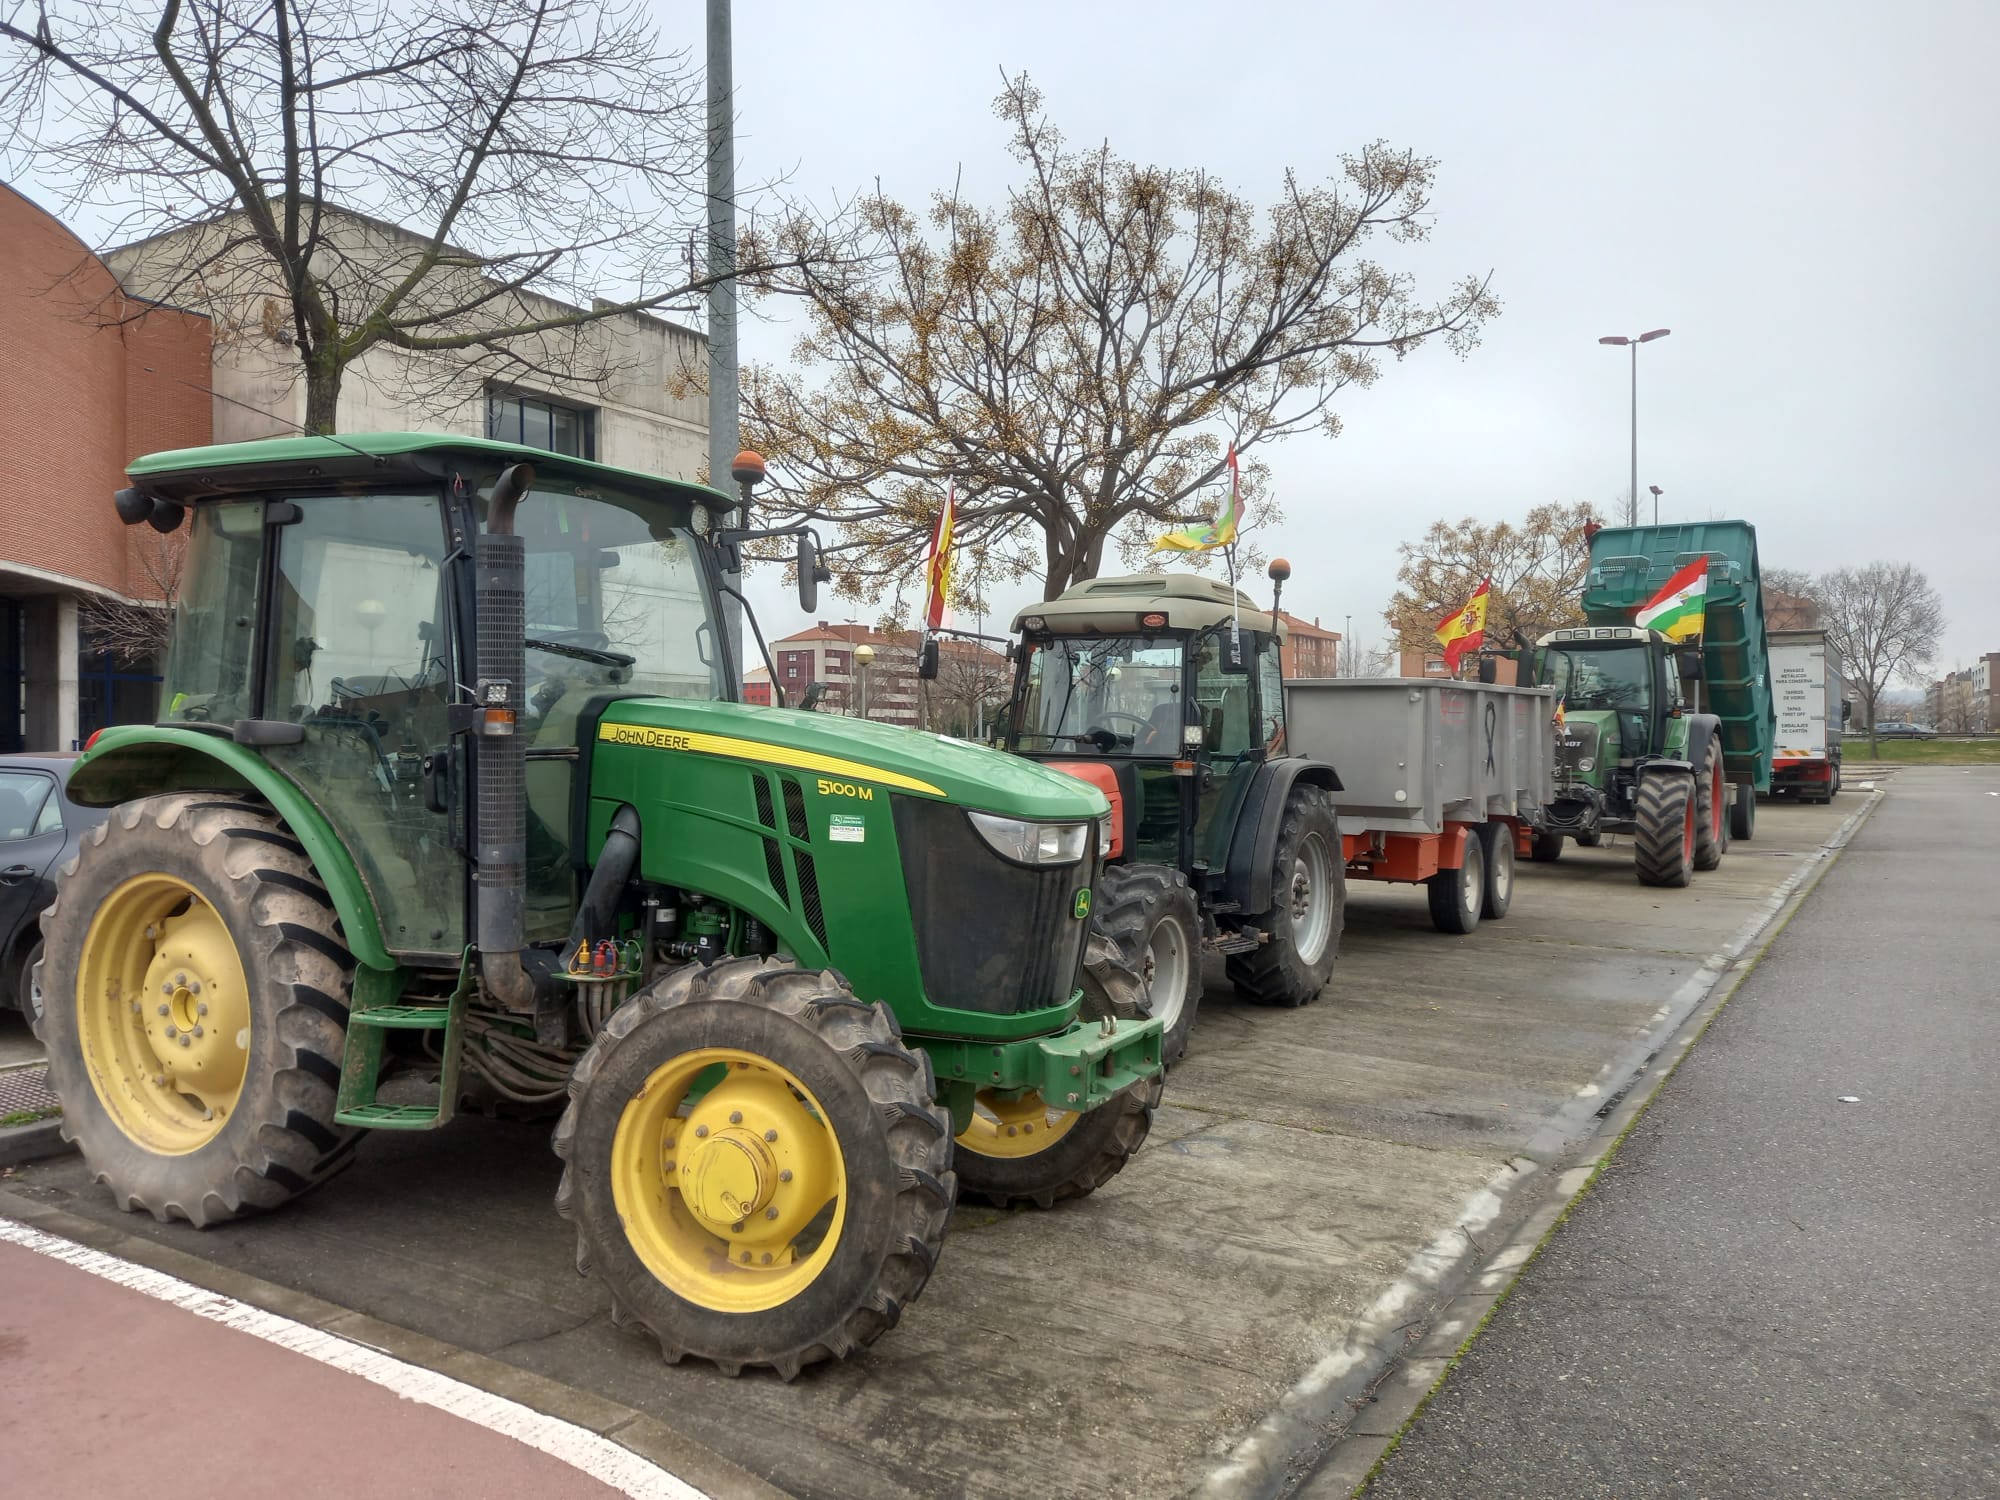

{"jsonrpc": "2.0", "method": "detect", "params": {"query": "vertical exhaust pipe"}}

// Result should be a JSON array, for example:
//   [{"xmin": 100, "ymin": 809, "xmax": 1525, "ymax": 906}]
[{"xmin": 476, "ymin": 463, "xmax": 537, "ymax": 1010}]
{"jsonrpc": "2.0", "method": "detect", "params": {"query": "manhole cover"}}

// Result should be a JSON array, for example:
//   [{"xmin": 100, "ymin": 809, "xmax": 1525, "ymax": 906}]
[{"xmin": 0, "ymin": 1065, "xmax": 60, "ymax": 1117}]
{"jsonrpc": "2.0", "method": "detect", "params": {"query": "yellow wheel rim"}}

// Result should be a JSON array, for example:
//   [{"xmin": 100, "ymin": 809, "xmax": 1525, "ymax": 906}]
[
  {"xmin": 954, "ymin": 1089, "xmax": 1079, "ymax": 1160},
  {"xmin": 76, "ymin": 874, "xmax": 253, "ymax": 1154},
  {"xmin": 610, "ymin": 1048, "xmax": 847, "ymax": 1315}
]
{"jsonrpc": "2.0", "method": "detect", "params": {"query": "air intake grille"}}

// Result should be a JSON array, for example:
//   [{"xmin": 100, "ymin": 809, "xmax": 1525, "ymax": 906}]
[
  {"xmin": 782, "ymin": 777, "xmax": 809, "ymax": 840},
  {"xmin": 795, "ymin": 850, "xmax": 828, "ymax": 948},
  {"xmin": 752, "ymin": 774, "xmax": 776, "ymax": 830}
]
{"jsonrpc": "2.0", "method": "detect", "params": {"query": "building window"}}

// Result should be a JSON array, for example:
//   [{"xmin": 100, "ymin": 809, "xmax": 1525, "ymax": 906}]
[{"xmin": 487, "ymin": 389, "xmax": 597, "ymax": 459}]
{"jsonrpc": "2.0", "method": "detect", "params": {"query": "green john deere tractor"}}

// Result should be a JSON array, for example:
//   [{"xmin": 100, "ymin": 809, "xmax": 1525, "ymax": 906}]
[
  {"xmin": 1528, "ymin": 625, "xmax": 1727, "ymax": 886},
  {"xmin": 35, "ymin": 434, "xmax": 1162, "ymax": 1378},
  {"xmin": 996, "ymin": 567, "xmax": 1345, "ymax": 1058}
]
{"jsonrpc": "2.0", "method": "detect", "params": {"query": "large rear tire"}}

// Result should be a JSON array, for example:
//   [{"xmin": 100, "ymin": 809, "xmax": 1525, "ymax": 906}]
[
  {"xmin": 1426, "ymin": 827, "xmax": 1485, "ymax": 935},
  {"xmin": 1529, "ymin": 829, "xmax": 1565, "ymax": 861},
  {"xmin": 1634, "ymin": 771, "xmax": 1696, "ymax": 888},
  {"xmin": 37, "ymin": 794, "xmax": 358, "ymax": 1226},
  {"xmin": 553, "ymin": 957, "xmax": 954, "ymax": 1379},
  {"xmin": 1693, "ymin": 739, "xmax": 1728, "ymax": 872},
  {"xmin": 950, "ymin": 1072, "xmax": 1161, "ymax": 1211},
  {"xmin": 1226, "ymin": 786, "xmax": 1344, "ymax": 1007},
  {"xmin": 1083, "ymin": 863, "xmax": 1202, "ymax": 1062}
]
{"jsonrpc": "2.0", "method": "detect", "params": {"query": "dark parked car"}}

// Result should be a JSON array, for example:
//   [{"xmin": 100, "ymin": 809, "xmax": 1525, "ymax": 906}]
[
  {"xmin": 1872, "ymin": 720, "xmax": 1938, "ymax": 740},
  {"xmin": 1, "ymin": 754, "xmax": 111, "ymax": 1020}
]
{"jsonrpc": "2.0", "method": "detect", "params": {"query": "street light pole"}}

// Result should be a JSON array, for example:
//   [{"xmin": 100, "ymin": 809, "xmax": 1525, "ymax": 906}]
[
  {"xmin": 854, "ymin": 644, "xmax": 874, "ymax": 721},
  {"xmin": 1598, "ymin": 329, "xmax": 1671, "ymax": 527},
  {"xmin": 1648, "ymin": 484, "xmax": 1663, "ymax": 525}
]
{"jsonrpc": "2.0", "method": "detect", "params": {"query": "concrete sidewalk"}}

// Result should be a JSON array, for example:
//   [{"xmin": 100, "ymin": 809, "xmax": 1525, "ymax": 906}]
[
  {"xmin": 1357, "ymin": 766, "xmax": 2000, "ymax": 1498},
  {"xmin": 0, "ymin": 1228, "xmax": 691, "ymax": 1500}
]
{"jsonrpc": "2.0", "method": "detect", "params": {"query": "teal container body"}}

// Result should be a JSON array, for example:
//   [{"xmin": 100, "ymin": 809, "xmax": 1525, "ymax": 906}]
[{"xmin": 1581, "ymin": 521, "xmax": 1774, "ymax": 792}]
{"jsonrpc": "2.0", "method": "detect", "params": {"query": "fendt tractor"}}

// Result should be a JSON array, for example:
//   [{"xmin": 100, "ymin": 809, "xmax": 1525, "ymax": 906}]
[
  {"xmin": 998, "ymin": 567, "xmax": 1347, "ymax": 1058},
  {"xmin": 1526, "ymin": 521, "xmax": 1775, "ymax": 886},
  {"xmin": 36, "ymin": 434, "xmax": 1164, "ymax": 1378}
]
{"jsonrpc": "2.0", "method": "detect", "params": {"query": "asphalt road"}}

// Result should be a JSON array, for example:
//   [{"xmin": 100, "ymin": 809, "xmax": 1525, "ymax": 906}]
[{"xmin": 1361, "ymin": 766, "xmax": 2000, "ymax": 1500}]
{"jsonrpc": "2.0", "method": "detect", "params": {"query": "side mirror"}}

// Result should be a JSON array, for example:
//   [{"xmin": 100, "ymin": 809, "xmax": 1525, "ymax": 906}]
[
  {"xmin": 1477, "ymin": 656, "xmax": 1498, "ymax": 684},
  {"xmin": 1678, "ymin": 646, "xmax": 1704, "ymax": 680},
  {"xmin": 917, "ymin": 638, "xmax": 940, "ymax": 681},
  {"xmin": 798, "ymin": 681, "xmax": 826, "ymax": 712},
  {"xmin": 1841, "ymin": 701, "xmax": 1853, "ymax": 724},
  {"xmin": 797, "ymin": 532, "xmax": 820, "ymax": 613}
]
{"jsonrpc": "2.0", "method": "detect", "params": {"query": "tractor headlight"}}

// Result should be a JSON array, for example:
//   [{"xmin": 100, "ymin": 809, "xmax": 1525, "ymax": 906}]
[
  {"xmin": 1096, "ymin": 814, "xmax": 1113, "ymax": 858},
  {"xmin": 1578, "ymin": 757, "xmax": 1595, "ymax": 772},
  {"xmin": 967, "ymin": 811, "xmax": 1090, "ymax": 867}
]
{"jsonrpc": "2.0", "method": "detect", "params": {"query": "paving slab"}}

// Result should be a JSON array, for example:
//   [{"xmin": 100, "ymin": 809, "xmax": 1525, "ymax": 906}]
[{"xmin": 1, "ymin": 794, "xmax": 1858, "ymax": 1499}]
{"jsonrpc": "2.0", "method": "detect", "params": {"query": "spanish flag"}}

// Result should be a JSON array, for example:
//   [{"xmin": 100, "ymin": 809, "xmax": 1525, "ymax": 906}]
[
  {"xmin": 1435, "ymin": 578, "xmax": 1491, "ymax": 673},
  {"xmin": 923, "ymin": 480, "xmax": 956, "ymax": 631}
]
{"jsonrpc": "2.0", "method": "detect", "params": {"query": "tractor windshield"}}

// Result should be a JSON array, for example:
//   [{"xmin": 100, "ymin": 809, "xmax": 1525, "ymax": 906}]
[
  {"xmin": 1015, "ymin": 635, "xmax": 1186, "ymax": 754},
  {"xmin": 1536, "ymin": 642, "xmax": 1653, "ymax": 712}
]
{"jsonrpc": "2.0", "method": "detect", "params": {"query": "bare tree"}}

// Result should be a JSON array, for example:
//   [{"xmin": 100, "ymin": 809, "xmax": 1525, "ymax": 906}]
[
  {"xmin": 0, "ymin": 0, "xmax": 829, "ymax": 432},
  {"xmin": 1815, "ymin": 563, "xmax": 1946, "ymax": 756},
  {"xmin": 1762, "ymin": 566, "xmax": 1820, "ymax": 631},
  {"xmin": 1335, "ymin": 636, "xmax": 1397, "ymax": 677},
  {"xmin": 76, "ymin": 531, "xmax": 185, "ymax": 666},
  {"xmin": 918, "ymin": 641, "xmax": 1010, "ymax": 739},
  {"xmin": 745, "ymin": 72, "xmax": 1498, "ymax": 607},
  {"xmin": 1383, "ymin": 501, "xmax": 1603, "ymax": 650}
]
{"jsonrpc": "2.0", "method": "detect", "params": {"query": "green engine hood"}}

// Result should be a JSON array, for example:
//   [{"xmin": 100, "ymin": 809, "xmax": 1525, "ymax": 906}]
[
  {"xmin": 594, "ymin": 698, "xmax": 1110, "ymax": 821},
  {"xmin": 1559, "ymin": 709, "xmax": 1622, "ymax": 785}
]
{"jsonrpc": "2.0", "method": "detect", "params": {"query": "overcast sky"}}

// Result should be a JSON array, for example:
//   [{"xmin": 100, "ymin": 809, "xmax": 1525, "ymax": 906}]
[{"xmin": 708, "ymin": 0, "xmax": 1998, "ymax": 671}]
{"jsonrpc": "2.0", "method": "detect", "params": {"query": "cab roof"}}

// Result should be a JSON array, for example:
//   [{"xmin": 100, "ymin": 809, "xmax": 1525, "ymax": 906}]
[
  {"xmin": 1537, "ymin": 624, "xmax": 1669, "ymax": 647},
  {"xmin": 1015, "ymin": 572, "xmax": 1283, "ymax": 637},
  {"xmin": 124, "ymin": 432, "xmax": 732, "ymax": 509}
]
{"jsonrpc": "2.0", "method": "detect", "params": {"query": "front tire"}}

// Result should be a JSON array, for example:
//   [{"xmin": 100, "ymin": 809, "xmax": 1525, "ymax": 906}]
[
  {"xmin": 952, "ymin": 1075, "xmax": 1161, "ymax": 1211},
  {"xmin": 1634, "ymin": 771, "xmax": 1696, "ymax": 888},
  {"xmin": 1083, "ymin": 863, "xmax": 1202, "ymax": 1062},
  {"xmin": 553, "ymin": 958, "xmax": 954, "ymax": 1379},
  {"xmin": 1427, "ymin": 827, "xmax": 1485, "ymax": 935},
  {"xmin": 1530, "ymin": 829, "xmax": 1565, "ymax": 861},
  {"xmin": 37, "ymin": 794, "xmax": 358, "ymax": 1226},
  {"xmin": 1227, "ymin": 786, "xmax": 1344, "ymax": 1007}
]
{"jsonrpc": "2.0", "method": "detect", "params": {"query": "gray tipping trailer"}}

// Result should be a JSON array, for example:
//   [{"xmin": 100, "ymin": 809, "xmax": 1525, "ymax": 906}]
[{"xmin": 1283, "ymin": 677, "xmax": 1557, "ymax": 935}]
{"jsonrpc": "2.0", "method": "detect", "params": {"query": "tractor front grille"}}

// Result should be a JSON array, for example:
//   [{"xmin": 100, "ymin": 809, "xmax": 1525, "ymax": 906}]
[{"xmin": 891, "ymin": 797, "xmax": 1093, "ymax": 1016}]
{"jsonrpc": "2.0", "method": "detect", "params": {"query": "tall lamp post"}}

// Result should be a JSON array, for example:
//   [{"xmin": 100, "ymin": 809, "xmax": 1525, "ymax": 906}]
[
  {"xmin": 1598, "ymin": 328, "xmax": 1671, "ymax": 525},
  {"xmin": 1648, "ymin": 483, "xmax": 1663, "ymax": 524},
  {"xmin": 853, "ymin": 643, "xmax": 874, "ymax": 721}
]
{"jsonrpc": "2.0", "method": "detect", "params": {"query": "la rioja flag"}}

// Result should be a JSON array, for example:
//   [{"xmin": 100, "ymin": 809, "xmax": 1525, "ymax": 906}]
[{"xmin": 1634, "ymin": 555, "xmax": 1709, "ymax": 642}]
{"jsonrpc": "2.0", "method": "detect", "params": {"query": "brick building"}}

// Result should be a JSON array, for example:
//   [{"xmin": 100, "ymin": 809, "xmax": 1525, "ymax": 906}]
[
  {"xmin": 767, "ymin": 621, "xmax": 1007, "ymax": 733},
  {"xmin": 1, "ymin": 182, "xmax": 213, "ymax": 751},
  {"xmin": 1273, "ymin": 610, "xmax": 1342, "ymax": 678}
]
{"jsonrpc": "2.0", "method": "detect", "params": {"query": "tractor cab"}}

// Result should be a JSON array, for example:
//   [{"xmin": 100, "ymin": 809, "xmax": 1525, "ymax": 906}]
[
  {"xmin": 1532, "ymin": 624, "xmax": 1698, "ymax": 835},
  {"xmin": 1006, "ymin": 574, "xmax": 1288, "ymax": 884}
]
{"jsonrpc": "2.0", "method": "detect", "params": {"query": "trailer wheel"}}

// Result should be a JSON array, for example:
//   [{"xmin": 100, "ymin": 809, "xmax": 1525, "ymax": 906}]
[
  {"xmin": 1427, "ymin": 827, "xmax": 1485, "ymax": 935},
  {"xmin": 37, "ymin": 794, "xmax": 358, "ymax": 1226},
  {"xmin": 951, "ymin": 1075, "xmax": 1161, "ymax": 1211},
  {"xmin": 1729, "ymin": 782, "xmax": 1757, "ymax": 841},
  {"xmin": 1083, "ymin": 863, "xmax": 1202, "ymax": 1062},
  {"xmin": 1634, "ymin": 770, "xmax": 1696, "ymax": 888},
  {"xmin": 1477, "ymin": 824, "xmax": 1515, "ymax": 919},
  {"xmin": 1529, "ymin": 829, "xmax": 1565, "ymax": 862},
  {"xmin": 554, "ymin": 957, "xmax": 954, "ymax": 1379},
  {"xmin": 1573, "ymin": 830, "xmax": 1603, "ymax": 848},
  {"xmin": 1226, "ymin": 786, "xmax": 1344, "ymax": 1007},
  {"xmin": 1692, "ymin": 740, "xmax": 1728, "ymax": 872}
]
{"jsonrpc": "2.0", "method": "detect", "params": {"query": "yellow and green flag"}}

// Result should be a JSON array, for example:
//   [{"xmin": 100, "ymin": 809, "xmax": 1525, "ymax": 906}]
[{"xmin": 1151, "ymin": 445, "xmax": 1240, "ymax": 553}]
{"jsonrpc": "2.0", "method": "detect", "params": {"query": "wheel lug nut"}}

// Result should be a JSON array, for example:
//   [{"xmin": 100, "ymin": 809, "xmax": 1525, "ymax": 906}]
[
  {"xmin": 165, "ymin": 1025, "xmax": 178, "ymax": 1038},
  {"xmin": 765, "ymin": 1206, "xmax": 779, "ymax": 1220},
  {"xmin": 1006, "ymin": 1125, "xmax": 1017, "ymax": 1136},
  {"xmin": 740, "ymin": 1252, "xmax": 752, "ymax": 1264},
  {"xmin": 178, "ymin": 1035, "xmax": 191, "ymax": 1048},
  {"xmin": 694, "ymin": 1125, "xmax": 708, "ymax": 1138},
  {"xmin": 760, "ymin": 1253, "xmax": 772, "ymax": 1266},
  {"xmin": 158, "ymin": 1004, "xmax": 169, "ymax": 1016},
  {"xmin": 190, "ymin": 981, "xmax": 202, "ymax": 995},
  {"xmin": 192, "ymin": 1026, "xmax": 204, "ymax": 1039},
  {"xmin": 161, "ymin": 985, "xmax": 172, "ymax": 996},
  {"xmin": 764, "ymin": 1129, "xmax": 777, "ymax": 1142},
  {"xmin": 196, "ymin": 1002, "xmax": 208, "ymax": 1016},
  {"xmin": 145, "ymin": 926, "xmax": 158, "ymax": 939},
  {"xmin": 663, "ymin": 1137, "xmax": 676, "ymax": 1149},
  {"xmin": 731, "ymin": 1221, "xmax": 744, "ymax": 1234},
  {"xmin": 728, "ymin": 1111, "xmax": 743, "ymax": 1125},
  {"xmin": 778, "ymin": 1169, "xmax": 792, "ymax": 1183},
  {"xmin": 176, "ymin": 973, "xmax": 187, "ymax": 987}
]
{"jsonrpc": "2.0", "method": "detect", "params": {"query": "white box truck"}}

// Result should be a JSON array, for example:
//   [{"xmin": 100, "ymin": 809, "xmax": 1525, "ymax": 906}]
[{"xmin": 1768, "ymin": 628, "xmax": 1850, "ymax": 803}]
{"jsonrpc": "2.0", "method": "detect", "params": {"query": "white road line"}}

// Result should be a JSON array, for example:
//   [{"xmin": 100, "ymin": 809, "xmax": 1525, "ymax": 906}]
[{"xmin": 0, "ymin": 1217, "xmax": 708, "ymax": 1500}]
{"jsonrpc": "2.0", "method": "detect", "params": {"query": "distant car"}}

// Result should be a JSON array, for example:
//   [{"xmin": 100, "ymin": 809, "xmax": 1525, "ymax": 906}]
[
  {"xmin": 0, "ymin": 754, "xmax": 111, "ymax": 1021},
  {"xmin": 1872, "ymin": 721, "xmax": 1938, "ymax": 740}
]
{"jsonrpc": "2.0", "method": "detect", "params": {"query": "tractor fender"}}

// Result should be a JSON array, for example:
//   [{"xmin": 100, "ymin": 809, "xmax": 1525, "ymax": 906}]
[
  {"xmin": 66, "ymin": 726, "xmax": 396, "ymax": 972},
  {"xmin": 1685, "ymin": 714, "xmax": 1722, "ymax": 776},
  {"xmin": 1223, "ymin": 758, "xmax": 1342, "ymax": 916},
  {"xmin": 1638, "ymin": 757, "xmax": 1695, "ymax": 775}
]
